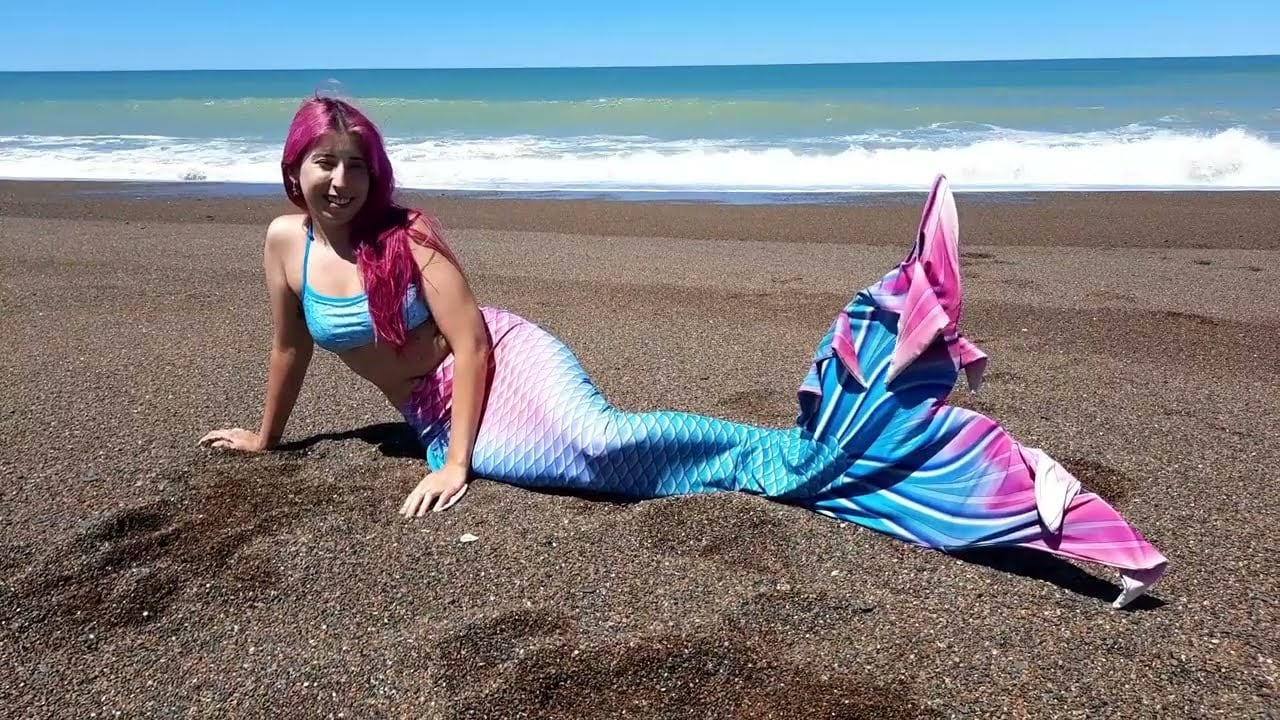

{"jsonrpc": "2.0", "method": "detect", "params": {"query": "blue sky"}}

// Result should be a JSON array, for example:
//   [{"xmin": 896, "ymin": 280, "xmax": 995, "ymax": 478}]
[{"xmin": 1, "ymin": 0, "xmax": 1276, "ymax": 71}]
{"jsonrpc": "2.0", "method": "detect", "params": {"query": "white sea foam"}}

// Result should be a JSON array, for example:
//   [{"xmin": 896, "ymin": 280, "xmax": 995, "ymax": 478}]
[{"xmin": 0, "ymin": 128, "xmax": 1276, "ymax": 191}]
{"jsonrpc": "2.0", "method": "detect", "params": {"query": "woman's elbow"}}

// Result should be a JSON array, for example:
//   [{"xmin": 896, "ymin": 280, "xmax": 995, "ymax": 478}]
[
  {"xmin": 451, "ymin": 329, "xmax": 491, "ymax": 363},
  {"xmin": 456, "ymin": 335, "xmax": 491, "ymax": 361},
  {"xmin": 272, "ymin": 330, "xmax": 315, "ymax": 361}
]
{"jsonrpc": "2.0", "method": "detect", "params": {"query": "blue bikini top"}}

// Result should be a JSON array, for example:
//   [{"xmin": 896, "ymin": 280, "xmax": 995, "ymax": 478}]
[{"xmin": 301, "ymin": 223, "xmax": 433, "ymax": 352}]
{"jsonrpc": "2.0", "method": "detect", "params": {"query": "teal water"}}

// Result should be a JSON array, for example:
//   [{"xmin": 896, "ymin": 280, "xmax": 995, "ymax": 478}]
[{"xmin": 1, "ymin": 56, "xmax": 1277, "ymax": 191}]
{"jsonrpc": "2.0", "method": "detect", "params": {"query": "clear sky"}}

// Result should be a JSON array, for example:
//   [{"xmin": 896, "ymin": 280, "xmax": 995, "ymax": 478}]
[{"xmin": 1, "ymin": 0, "xmax": 1276, "ymax": 71}]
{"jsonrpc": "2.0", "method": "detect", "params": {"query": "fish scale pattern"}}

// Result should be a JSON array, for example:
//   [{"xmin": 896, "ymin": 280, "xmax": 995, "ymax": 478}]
[
  {"xmin": 400, "ymin": 175, "xmax": 1167, "ymax": 587},
  {"xmin": 401, "ymin": 307, "xmax": 851, "ymax": 500}
]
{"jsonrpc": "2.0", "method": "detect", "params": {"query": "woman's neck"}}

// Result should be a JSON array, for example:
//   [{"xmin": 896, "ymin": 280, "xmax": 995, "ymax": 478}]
[{"xmin": 311, "ymin": 217, "xmax": 355, "ymax": 255}]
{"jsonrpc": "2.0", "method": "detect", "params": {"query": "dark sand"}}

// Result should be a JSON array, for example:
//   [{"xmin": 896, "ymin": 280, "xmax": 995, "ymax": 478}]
[{"xmin": 1, "ymin": 180, "xmax": 1278, "ymax": 719}]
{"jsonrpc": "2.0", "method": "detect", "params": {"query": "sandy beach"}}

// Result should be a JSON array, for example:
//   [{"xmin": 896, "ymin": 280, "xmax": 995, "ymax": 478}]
[{"xmin": 1, "ymin": 180, "xmax": 1278, "ymax": 718}]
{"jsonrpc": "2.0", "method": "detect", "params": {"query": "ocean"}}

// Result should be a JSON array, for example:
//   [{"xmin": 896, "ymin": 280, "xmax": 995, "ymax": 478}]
[{"xmin": 1, "ymin": 56, "xmax": 1278, "ymax": 195}]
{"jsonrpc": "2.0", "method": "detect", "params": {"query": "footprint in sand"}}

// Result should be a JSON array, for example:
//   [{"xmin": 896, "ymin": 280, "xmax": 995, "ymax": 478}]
[
  {"xmin": 6, "ymin": 459, "xmax": 374, "ymax": 632},
  {"xmin": 438, "ymin": 628, "xmax": 935, "ymax": 720},
  {"xmin": 11, "ymin": 496, "xmax": 280, "ymax": 630}
]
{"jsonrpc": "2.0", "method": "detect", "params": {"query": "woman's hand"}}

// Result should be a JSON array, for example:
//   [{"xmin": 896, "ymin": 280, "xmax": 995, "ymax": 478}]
[
  {"xmin": 198, "ymin": 428, "xmax": 266, "ymax": 453},
  {"xmin": 400, "ymin": 464, "xmax": 470, "ymax": 517}
]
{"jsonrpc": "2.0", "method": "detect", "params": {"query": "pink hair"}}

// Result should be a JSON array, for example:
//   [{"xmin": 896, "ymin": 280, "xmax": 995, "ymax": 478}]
[{"xmin": 280, "ymin": 96, "xmax": 462, "ymax": 349}]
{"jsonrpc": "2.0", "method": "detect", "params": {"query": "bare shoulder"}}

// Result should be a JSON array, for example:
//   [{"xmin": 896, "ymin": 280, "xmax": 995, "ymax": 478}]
[
  {"xmin": 406, "ymin": 212, "xmax": 452, "ymax": 269},
  {"xmin": 264, "ymin": 213, "xmax": 308, "ymax": 257}
]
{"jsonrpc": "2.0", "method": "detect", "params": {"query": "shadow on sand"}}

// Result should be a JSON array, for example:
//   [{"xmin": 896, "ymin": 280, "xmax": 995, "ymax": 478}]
[
  {"xmin": 951, "ymin": 547, "xmax": 1165, "ymax": 610},
  {"xmin": 282, "ymin": 422, "xmax": 1165, "ymax": 609},
  {"xmin": 275, "ymin": 422, "xmax": 424, "ymax": 460}
]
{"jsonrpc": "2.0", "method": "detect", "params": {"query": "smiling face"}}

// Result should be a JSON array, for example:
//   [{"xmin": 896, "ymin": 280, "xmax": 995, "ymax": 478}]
[{"xmin": 294, "ymin": 131, "xmax": 370, "ymax": 225}]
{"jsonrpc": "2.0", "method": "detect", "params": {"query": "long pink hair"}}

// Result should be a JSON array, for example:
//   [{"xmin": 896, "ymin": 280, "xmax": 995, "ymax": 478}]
[{"xmin": 280, "ymin": 95, "xmax": 461, "ymax": 348}]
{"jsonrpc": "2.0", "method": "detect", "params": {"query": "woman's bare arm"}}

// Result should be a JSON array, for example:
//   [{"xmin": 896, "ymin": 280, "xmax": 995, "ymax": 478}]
[
  {"xmin": 411, "ymin": 221, "xmax": 491, "ymax": 473},
  {"xmin": 256, "ymin": 216, "xmax": 315, "ymax": 449},
  {"xmin": 200, "ymin": 216, "xmax": 314, "ymax": 452}
]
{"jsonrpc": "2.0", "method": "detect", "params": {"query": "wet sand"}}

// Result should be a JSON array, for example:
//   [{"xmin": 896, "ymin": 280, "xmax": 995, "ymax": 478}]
[{"xmin": 1, "ymin": 180, "xmax": 1278, "ymax": 718}]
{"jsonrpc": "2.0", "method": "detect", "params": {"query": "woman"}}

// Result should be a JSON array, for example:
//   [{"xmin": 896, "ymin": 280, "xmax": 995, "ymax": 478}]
[{"xmin": 200, "ymin": 96, "xmax": 1168, "ymax": 609}]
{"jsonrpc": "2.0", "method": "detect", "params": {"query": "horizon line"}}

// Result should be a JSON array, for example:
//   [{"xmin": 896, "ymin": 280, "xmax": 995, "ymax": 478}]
[{"xmin": 2, "ymin": 52, "xmax": 1276, "ymax": 74}]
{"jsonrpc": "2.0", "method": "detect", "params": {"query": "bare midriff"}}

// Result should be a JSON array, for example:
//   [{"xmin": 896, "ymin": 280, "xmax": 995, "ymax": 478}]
[{"xmin": 331, "ymin": 321, "xmax": 452, "ymax": 408}]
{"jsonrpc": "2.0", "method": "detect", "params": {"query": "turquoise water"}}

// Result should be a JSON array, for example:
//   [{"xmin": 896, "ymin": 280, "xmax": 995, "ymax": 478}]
[{"xmin": 1, "ymin": 56, "xmax": 1278, "ymax": 192}]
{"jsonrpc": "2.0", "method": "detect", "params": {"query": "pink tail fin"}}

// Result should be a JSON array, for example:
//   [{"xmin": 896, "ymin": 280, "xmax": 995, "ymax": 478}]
[{"xmin": 885, "ymin": 175, "xmax": 988, "ymax": 390}]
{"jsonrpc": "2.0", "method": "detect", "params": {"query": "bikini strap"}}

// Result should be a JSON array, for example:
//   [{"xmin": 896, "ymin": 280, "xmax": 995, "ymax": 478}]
[{"xmin": 301, "ymin": 221, "xmax": 314, "ymax": 291}]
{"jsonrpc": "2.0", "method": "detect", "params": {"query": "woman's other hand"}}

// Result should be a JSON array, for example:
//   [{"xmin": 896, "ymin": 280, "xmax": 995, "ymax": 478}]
[
  {"xmin": 198, "ymin": 428, "xmax": 267, "ymax": 452},
  {"xmin": 400, "ymin": 465, "xmax": 470, "ymax": 517}
]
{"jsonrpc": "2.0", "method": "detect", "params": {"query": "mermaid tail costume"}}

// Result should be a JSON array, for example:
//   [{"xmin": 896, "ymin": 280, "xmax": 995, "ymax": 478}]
[{"xmin": 400, "ymin": 176, "xmax": 1169, "ymax": 608}]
